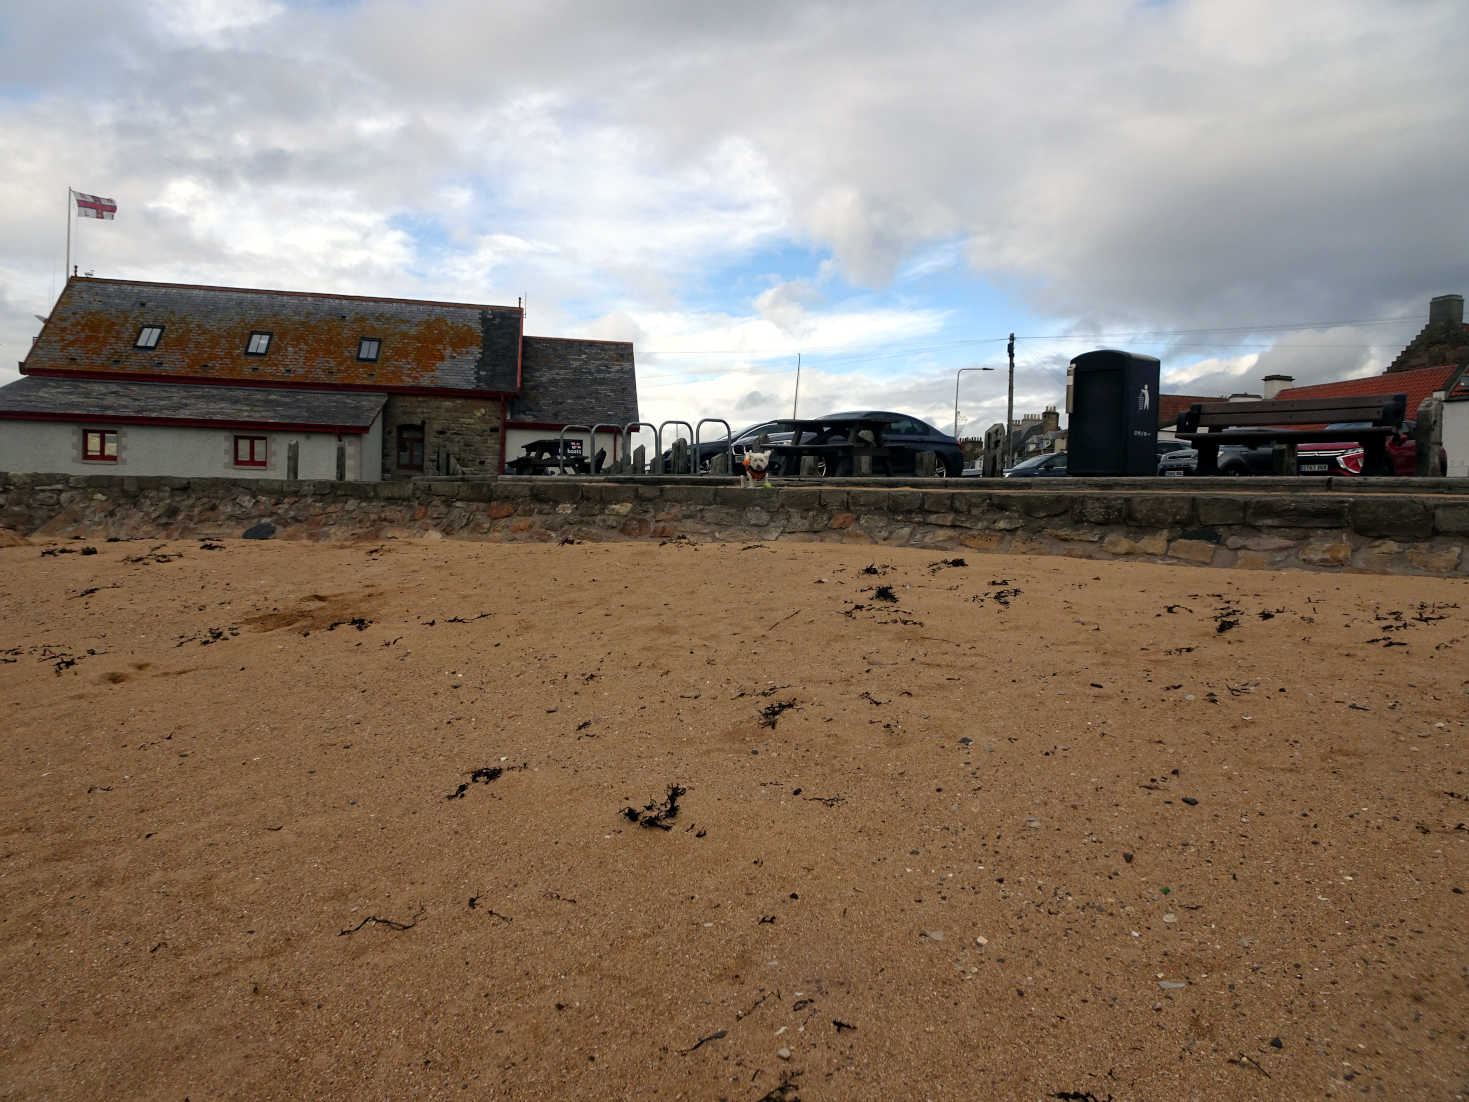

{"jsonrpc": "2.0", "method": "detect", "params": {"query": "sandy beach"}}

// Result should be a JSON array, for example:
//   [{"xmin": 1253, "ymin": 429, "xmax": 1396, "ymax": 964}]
[{"xmin": 1, "ymin": 535, "xmax": 1465, "ymax": 1100}]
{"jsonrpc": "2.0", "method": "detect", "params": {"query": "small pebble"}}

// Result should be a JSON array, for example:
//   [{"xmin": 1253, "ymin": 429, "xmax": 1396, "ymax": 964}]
[
  {"xmin": 975, "ymin": 936, "xmax": 988, "ymax": 947},
  {"xmin": 777, "ymin": 1047, "xmax": 791, "ymax": 1060},
  {"xmin": 1270, "ymin": 1037, "xmax": 1283, "ymax": 1048},
  {"xmin": 1159, "ymin": 980, "xmax": 1186, "ymax": 990},
  {"xmin": 1163, "ymin": 913, "xmax": 1177, "ymax": 923},
  {"xmin": 923, "ymin": 930, "xmax": 945, "ymax": 941},
  {"xmin": 1182, "ymin": 797, "xmax": 1199, "ymax": 806}
]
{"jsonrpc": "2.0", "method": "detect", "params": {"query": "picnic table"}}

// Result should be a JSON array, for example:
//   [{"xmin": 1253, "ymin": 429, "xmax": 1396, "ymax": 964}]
[
  {"xmin": 506, "ymin": 438, "xmax": 592, "ymax": 476},
  {"xmin": 754, "ymin": 415, "xmax": 897, "ymax": 477}
]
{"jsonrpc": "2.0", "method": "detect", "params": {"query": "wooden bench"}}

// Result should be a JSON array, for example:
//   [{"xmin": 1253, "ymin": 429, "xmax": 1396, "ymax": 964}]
[{"xmin": 1175, "ymin": 393, "xmax": 1407, "ymax": 476}]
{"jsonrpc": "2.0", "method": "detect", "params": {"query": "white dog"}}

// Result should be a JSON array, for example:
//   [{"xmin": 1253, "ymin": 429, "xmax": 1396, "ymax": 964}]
[{"xmin": 742, "ymin": 449, "xmax": 772, "ymax": 487}]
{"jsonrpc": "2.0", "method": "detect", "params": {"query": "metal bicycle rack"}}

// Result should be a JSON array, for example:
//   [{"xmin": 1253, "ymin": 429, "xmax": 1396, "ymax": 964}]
[
  {"xmin": 623, "ymin": 421, "xmax": 658, "ymax": 474},
  {"xmin": 589, "ymin": 424, "xmax": 622, "ymax": 473},
  {"xmin": 556, "ymin": 424, "xmax": 592, "ymax": 474},
  {"xmin": 658, "ymin": 420, "xmax": 695, "ymax": 474},
  {"xmin": 695, "ymin": 418, "xmax": 733, "ymax": 474}
]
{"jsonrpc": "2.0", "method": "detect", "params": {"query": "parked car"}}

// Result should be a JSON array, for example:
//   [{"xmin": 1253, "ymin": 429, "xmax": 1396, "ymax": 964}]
[
  {"xmin": 1296, "ymin": 420, "xmax": 1446, "ymax": 477},
  {"xmin": 1154, "ymin": 439, "xmax": 1193, "ymax": 472},
  {"xmin": 1004, "ymin": 451, "xmax": 1067, "ymax": 477},
  {"xmin": 1157, "ymin": 443, "xmax": 1274, "ymax": 477},
  {"xmin": 813, "ymin": 410, "xmax": 966, "ymax": 477},
  {"xmin": 1160, "ymin": 421, "xmax": 1447, "ymax": 477}
]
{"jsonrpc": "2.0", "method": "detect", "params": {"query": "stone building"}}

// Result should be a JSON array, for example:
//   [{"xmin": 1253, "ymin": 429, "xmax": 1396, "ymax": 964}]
[{"xmin": 0, "ymin": 276, "xmax": 638, "ymax": 481}]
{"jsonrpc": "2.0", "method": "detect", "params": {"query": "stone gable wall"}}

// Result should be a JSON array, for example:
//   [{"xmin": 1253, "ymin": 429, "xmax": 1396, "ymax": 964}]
[
  {"xmin": 2, "ymin": 472, "xmax": 1466, "ymax": 576},
  {"xmin": 380, "ymin": 396, "xmax": 502, "ymax": 479}
]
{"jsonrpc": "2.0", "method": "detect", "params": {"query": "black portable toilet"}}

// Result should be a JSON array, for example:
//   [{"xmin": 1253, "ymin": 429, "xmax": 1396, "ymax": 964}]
[{"xmin": 1067, "ymin": 349, "xmax": 1160, "ymax": 476}]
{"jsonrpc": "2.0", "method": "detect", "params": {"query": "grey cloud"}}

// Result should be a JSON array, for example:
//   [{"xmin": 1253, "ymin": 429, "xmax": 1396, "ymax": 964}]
[
  {"xmin": 735, "ymin": 390, "xmax": 778, "ymax": 411},
  {"xmin": 4, "ymin": 0, "xmax": 1467, "ymax": 388}
]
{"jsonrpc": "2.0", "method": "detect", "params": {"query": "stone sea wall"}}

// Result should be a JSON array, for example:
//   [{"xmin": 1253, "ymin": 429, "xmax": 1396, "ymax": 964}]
[{"xmin": 2, "ymin": 471, "xmax": 1467, "ymax": 576}]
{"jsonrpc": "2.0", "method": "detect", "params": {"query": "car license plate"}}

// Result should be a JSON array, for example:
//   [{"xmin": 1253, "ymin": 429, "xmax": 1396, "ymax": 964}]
[
  {"xmin": 1163, "ymin": 470, "xmax": 1184, "ymax": 477},
  {"xmin": 1300, "ymin": 463, "xmax": 1329, "ymax": 472}
]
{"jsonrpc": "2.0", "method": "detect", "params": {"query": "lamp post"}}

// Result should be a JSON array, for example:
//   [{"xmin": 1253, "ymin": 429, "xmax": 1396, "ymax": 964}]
[{"xmin": 953, "ymin": 366, "xmax": 996, "ymax": 440}]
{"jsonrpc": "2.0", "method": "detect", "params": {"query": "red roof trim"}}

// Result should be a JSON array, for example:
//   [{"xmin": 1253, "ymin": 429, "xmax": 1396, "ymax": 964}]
[
  {"xmin": 68, "ymin": 275, "xmax": 518, "ymax": 314},
  {"xmin": 0, "ymin": 410, "xmax": 371, "ymax": 434},
  {"xmin": 19, "ymin": 365, "xmax": 510, "ymax": 400}
]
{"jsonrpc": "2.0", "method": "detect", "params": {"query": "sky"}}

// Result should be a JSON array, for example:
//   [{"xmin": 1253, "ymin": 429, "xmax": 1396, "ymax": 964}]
[{"xmin": 2, "ymin": 0, "xmax": 1466, "ymax": 440}]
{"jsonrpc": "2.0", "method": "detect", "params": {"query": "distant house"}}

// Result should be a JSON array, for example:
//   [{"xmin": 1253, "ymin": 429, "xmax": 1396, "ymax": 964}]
[
  {"xmin": 0, "ymin": 277, "xmax": 639, "ymax": 481},
  {"xmin": 1273, "ymin": 295, "xmax": 1468, "ymax": 476},
  {"xmin": 1009, "ymin": 406, "xmax": 1064, "ymax": 457}
]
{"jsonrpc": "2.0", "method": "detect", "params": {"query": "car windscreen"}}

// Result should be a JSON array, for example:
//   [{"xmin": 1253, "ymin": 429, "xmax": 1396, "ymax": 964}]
[{"xmin": 1010, "ymin": 453, "xmax": 1052, "ymax": 470}]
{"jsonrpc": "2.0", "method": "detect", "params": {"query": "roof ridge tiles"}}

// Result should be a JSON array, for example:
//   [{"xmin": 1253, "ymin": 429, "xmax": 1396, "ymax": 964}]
[{"xmin": 71, "ymin": 275, "xmax": 521, "ymax": 314}]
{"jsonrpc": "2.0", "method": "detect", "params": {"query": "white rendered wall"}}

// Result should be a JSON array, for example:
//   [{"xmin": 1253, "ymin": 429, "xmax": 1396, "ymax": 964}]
[
  {"xmin": 503, "ymin": 426, "xmax": 629, "ymax": 472},
  {"xmin": 1442, "ymin": 403, "xmax": 1468, "ymax": 477},
  {"xmin": 0, "ymin": 421, "xmax": 381, "ymax": 481}
]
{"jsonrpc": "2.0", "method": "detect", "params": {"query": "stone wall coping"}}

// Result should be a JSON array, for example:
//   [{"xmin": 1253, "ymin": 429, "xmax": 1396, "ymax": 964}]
[{"xmin": 3, "ymin": 469, "xmax": 1467, "ymax": 576}]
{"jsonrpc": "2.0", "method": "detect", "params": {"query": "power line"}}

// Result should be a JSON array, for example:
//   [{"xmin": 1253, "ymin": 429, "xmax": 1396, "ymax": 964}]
[
  {"xmin": 639, "ymin": 316, "xmax": 1419, "ymax": 366},
  {"xmin": 1020, "ymin": 315, "xmax": 1420, "ymax": 340}
]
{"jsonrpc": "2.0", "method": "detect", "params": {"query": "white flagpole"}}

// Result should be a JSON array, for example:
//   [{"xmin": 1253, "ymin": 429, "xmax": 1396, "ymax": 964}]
[{"xmin": 65, "ymin": 187, "xmax": 72, "ymax": 282}]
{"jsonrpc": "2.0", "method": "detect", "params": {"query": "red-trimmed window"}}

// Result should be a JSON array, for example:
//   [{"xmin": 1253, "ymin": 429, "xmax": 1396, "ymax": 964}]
[
  {"xmin": 83, "ymin": 429, "xmax": 118, "ymax": 461},
  {"xmin": 233, "ymin": 435, "xmax": 268, "ymax": 468},
  {"xmin": 396, "ymin": 424, "xmax": 424, "ymax": 470}
]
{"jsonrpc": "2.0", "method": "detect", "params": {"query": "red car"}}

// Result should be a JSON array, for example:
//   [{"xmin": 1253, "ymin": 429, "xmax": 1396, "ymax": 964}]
[{"xmin": 1296, "ymin": 420, "xmax": 1447, "ymax": 476}]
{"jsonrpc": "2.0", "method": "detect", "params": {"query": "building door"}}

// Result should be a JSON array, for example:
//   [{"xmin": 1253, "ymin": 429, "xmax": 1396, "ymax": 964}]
[{"xmin": 397, "ymin": 424, "xmax": 425, "ymax": 472}]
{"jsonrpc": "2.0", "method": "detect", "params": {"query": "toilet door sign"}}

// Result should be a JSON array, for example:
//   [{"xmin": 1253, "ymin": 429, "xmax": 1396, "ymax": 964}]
[{"xmin": 1137, "ymin": 383, "xmax": 1151, "ymax": 412}]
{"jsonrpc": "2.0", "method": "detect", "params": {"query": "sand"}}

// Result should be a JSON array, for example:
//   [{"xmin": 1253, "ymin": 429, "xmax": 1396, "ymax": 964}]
[{"xmin": 0, "ymin": 535, "xmax": 1465, "ymax": 1101}]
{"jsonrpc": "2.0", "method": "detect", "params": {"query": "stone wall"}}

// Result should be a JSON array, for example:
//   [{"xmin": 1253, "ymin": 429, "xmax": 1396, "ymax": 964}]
[
  {"xmin": 380, "ymin": 395, "xmax": 502, "ymax": 480},
  {"xmin": 4, "ymin": 471, "xmax": 1467, "ymax": 575}
]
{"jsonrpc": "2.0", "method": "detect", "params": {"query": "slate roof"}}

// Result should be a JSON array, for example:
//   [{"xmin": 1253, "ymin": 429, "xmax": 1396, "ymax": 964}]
[
  {"xmin": 1276, "ymin": 363, "xmax": 1460, "ymax": 421},
  {"xmin": 23, "ymin": 277, "xmax": 523, "ymax": 393},
  {"xmin": 0, "ymin": 375, "xmax": 387, "ymax": 432},
  {"xmin": 509, "ymin": 336, "xmax": 639, "ymax": 427}
]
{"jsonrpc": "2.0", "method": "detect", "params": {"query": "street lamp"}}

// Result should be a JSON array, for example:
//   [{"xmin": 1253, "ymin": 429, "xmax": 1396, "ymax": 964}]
[{"xmin": 953, "ymin": 366, "xmax": 996, "ymax": 440}]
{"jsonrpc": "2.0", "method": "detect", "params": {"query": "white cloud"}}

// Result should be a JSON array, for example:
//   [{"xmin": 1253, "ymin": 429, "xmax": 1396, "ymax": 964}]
[{"xmin": 0, "ymin": 0, "xmax": 1463, "ymax": 414}]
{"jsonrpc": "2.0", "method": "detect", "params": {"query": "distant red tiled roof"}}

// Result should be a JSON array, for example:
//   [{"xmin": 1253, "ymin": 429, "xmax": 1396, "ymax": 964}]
[
  {"xmin": 1276, "ymin": 364, "xmax": 1459, "ymax": 420},
  {"xmin": 1158, "ymin": 393, "xmax": 1225, "ymax": 429}
]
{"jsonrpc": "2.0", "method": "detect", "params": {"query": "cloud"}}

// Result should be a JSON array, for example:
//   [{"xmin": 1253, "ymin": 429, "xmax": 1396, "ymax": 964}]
[
  {"xmin": 1, "ymin": 0, "xmax": 1463, "ymax": 416},
  {"xmin": 734, "ymin": 390, "xmax": 778, "ymax": 412},
  {"xmin": 754, "ymin": 279, "xmax": 823, "ymax": 336}
]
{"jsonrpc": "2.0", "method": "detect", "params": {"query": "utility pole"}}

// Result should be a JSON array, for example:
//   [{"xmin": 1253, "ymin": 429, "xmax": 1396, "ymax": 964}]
[
  {"xmin": 792, "ymin": 353, "xmax": 801, "ymax": 419},
  {"xmin": 1005, "ymin": 332, "xmax": 1015, "ymax": 466}
]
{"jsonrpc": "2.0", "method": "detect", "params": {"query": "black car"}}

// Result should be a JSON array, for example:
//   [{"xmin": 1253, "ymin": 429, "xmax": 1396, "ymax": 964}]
[
  {"xmin": 1004, "ymin": 451, "xmax": 1067, "ymax": 477},
  {"xmin": 813, "ymin": 410, "xmax": 965, "ymax": 477}
]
